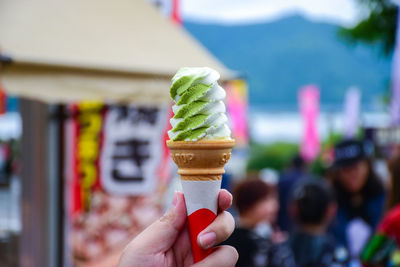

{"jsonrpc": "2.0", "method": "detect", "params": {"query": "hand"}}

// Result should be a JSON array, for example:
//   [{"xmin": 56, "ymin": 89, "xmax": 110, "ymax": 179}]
[{"xmin": 118, "ymin": 189, "xmax": 238, "ymax": 267}]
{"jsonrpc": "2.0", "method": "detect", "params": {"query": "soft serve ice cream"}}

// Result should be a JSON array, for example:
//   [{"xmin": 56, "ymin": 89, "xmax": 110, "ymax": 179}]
[
  {"xmin": 166, "ymin": 67, "xmax": 235, "ymax": 263},
  {"xmin": 168, "ymin": 67, "xmax": 231, "ymax": 141}
]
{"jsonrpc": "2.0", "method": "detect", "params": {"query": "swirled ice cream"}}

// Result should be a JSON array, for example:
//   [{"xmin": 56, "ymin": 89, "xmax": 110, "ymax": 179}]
[{"xmin": 168, "ymin": 67, "xmax": 231, "ymax": 141}]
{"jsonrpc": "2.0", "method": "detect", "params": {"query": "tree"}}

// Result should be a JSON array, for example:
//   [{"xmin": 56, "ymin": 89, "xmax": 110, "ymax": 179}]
[{"xmin": 339, "ymin": 0, "xmax": 398, "ymax": 55}]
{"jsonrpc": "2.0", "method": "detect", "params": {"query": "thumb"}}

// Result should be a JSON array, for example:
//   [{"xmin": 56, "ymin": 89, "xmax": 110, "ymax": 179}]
[{"xmin": 126, "ymin": 191, "xmax": 187, "ymax": 254}]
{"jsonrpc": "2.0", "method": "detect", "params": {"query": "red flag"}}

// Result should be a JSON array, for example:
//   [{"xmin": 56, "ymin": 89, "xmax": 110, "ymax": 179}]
[
  {"xmin": 0, "ymin": 83, "xmax": 7, "ymax": 115},
  {"xmin": 171, "ymin": 0, "xmax": 181, "ymax": 24},
  {"xmin": 70, "ymin": 104, "xmax": 82, "ymax": 216}
]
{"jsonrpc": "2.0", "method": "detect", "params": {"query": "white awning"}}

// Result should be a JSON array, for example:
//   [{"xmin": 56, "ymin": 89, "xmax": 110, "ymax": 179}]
[{"xmin": 0, "ymin": 0, "xmax": 234, "ymax": 104}]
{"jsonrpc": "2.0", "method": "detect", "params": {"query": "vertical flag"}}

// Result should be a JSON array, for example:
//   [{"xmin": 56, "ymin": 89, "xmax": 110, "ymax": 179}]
[
  {"xmin": 147, "ymin": 0, "xmax": 180, "ymax": 24},
  {"xmin": 0, "ymin": 82, "xmax": 7, "ymax": 115},
  {"xmin": 157, "ymin": 106, "xmax": 173, "ymax": 184},
  {"xmin": 171, "ymin": 0, "xmax": 181, "ymax": 24},
  {"xmin": 343, "ymin": 87, "xmax": 361, "ymax": 138},
  {"xmin": 390, "ymin": 8, "xmax": 400, "ymax": 125},
  {"xmin": 225, "ymin": 79, "xmax": 249, "ymax": 148},
  {"xmin": 65, "ymin": 102, "xmax": 105, "ymax": 216},
  {"xmin": 299, "ymin": 85, "xmax": 320, "ymax": 162}
]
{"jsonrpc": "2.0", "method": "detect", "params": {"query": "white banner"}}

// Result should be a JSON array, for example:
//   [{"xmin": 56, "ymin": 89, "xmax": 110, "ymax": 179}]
[
  {"xmin": 101, "ymin": 105, "xmax": 168, "ymax": 195},
  {"xmin": 390, "ymin": 9, "xmax": 400, "ymax": 124},
  {"xmin": 343, "ymin": 87, "xmax": 361, "ymax": 138}
]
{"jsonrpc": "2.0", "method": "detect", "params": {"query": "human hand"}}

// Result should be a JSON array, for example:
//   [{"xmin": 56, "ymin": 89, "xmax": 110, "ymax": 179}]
[{"xmin": 118, "ymin": 189, "xmax": 238, "ymax": 267}]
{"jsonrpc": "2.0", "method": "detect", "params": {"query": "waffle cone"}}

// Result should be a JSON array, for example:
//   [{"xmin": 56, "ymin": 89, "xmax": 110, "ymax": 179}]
[{"xmin": 167, "ymin": 139, "xmax": 235, "ymax": 181}]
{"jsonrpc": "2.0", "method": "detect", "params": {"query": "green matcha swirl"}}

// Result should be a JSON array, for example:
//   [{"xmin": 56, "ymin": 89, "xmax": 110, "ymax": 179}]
[{"xmin": 168, "ymin": 67, "xmax": 231, "ymax": 141}]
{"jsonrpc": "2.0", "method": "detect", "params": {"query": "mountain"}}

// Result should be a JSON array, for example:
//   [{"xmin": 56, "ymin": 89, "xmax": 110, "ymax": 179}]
[{"xmin": 184, "ymin": 15, "xmax": 392, "ymax": 111}]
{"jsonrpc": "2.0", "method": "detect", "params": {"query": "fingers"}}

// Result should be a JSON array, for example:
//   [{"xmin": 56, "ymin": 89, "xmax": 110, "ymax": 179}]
[
  {"xmin": 197, "ymin": 211, "xmax": 235, "ymax": 249},
  {"xmin": 196, "ymin": 189, "xmax": 234, "ymax": 249},
  {"xmin": 218, "ymin": 189, "xmax": 232, "ymax": 212},
  {"xmin": 122, "ymin": 192, "xmax": 187, "ymax": 255},
  {"xmin": 192, "ymin": 245, "xmax": 238, "ymax": 267}
]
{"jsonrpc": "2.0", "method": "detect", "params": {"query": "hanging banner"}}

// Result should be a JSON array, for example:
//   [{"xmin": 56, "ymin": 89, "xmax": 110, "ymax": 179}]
[
  {"xmin": 65, "ymin": 102, "xmax": 169, "ymax": 265},
  {"xmin": 299, "ymin": 85, "xmax": 320, "ymax": 162},
  {"xmin": 390, "ymin": 9, "xmax": 400, "ymax": 125},
  {"xmin": 101, "ymin": 105, "xmax": 168, "ymax": 195},
  {"xmin": 157, "ymin": 105, "xmax": 173, "ymax": 185},
  {"xmin": 343, "ymin": 87, "xmax": 361, "ymax": 138},
  {"xmin": 69, "ymin": 101, "xmax": 105, "ymax": 215},
  {"xmin": 0, "ymin": 83, "xmax": 7, "ymax": 115},
  {"xmin": 171, "ymin": 0, "xmax": 181, "ymax": 24},
  {"xmin": 225, "ymin": 79, "xmax": 249, "ymax": 148}
]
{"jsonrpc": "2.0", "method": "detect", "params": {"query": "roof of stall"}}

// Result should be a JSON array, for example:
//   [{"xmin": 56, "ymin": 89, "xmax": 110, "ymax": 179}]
[{"xmin": 0, "ymin": 0, "xmax": 234, "ymax": 105}]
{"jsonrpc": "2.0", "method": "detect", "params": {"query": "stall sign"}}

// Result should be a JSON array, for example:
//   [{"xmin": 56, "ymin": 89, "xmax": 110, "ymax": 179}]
[
  {"xmin": 74, "ymin": 101, "xmax": 104, "ymax": 212},
  {"xmin": 101, "ymin": 105, "xmax": 168, "ymax": 195},
  {"xmin": 374, "ymin": 127, "xmax": 400, "ymax": 146}
]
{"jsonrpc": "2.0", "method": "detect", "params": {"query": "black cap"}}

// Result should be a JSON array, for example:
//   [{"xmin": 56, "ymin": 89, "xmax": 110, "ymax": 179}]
[{"xmin": 333, "ymin": 139, "xmax": 373, "ymax": 168}]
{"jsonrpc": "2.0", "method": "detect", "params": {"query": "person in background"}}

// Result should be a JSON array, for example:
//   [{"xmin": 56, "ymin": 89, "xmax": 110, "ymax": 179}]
[
  {"xmin": 361, "ymin": 152, "xmax": 400, "ymax": 266},
  {"xmin": 380, "ymin": 152, "xmax": 400, "ymax": 243},
  {"xmin": 329, "ymin": 139, "xmax": 386, "ymax": 257},
  {"xmin": 278, "ymin": 155, "xmax": 308, "ymax": 232},
  {"xmin": 289, "ymin": 179, "xmax": 349, "ymax": 266},
  {"xmin": 222, "ymin": 178, "xmax": 295, "ymax": 267}
]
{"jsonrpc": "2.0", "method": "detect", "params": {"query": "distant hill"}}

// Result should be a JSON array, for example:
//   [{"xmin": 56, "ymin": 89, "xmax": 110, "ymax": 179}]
[{"xmin": 184, "ymin": 15, "xmax": 392, "ymax": 111}]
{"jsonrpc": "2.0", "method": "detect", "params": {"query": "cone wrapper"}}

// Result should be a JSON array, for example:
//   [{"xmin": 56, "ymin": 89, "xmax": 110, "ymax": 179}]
[
  {"xmin": 181, "ymin": 179, "xmax": 221, "ymax": 262},
  {"xmin": 167, "ymin": 139, "xmax": 235, "ymax": 263}
]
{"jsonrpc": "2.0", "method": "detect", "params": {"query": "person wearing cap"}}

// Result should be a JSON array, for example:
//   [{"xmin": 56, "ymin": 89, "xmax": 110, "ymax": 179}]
[
  {"xmin": 379, "ymin": 152, "xmax": 400, "ymax": 245},
  {"xmin": 361, "ymin": 152, "xmax": 400, "ymax": 266},
  {"xmin": 222, "ymin": 178, "xmax": 295, "ymax": 267},
  {"xmin": 328, "ymin": 139, "xmax": 386, "ymax": 254}
]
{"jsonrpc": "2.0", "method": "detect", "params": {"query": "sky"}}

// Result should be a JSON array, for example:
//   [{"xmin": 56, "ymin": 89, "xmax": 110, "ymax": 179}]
[{"xmin": 180, "ymin": 0, "xmax": 367, "ymax": 27}]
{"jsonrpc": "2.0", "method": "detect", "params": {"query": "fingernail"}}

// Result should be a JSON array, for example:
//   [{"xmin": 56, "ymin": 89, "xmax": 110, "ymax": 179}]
[
  {"xmin": 198, "ymin": 232, "xmax": 216, "ymax": 249},
  {"xmin": 172, "ymin": 192, "xmax": 179, "ymax": 207},
  {"xmin": 228, "ymin": 192, "xmax": 233, "ymax": 204}
]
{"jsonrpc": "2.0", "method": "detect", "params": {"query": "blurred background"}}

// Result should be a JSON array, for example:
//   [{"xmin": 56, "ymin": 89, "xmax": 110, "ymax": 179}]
[{"xmin": 0, "ymin": 0, "xmax": 399, "ymax": 266}]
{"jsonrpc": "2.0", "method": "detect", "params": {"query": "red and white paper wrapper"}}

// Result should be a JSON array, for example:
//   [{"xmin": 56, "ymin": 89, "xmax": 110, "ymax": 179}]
[
  {"xmin": 167, "ymin": 139, "xmax": 235, "ymax": 263},
  {"xmin": 181, "ymin": 179, "xmax": 221, "ymax": 262}
]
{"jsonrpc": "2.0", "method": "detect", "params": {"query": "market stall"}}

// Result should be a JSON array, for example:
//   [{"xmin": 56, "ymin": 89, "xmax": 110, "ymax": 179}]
[{"xmin": 0, "ymin": 0, "xmax": 237, "ymax": 266}]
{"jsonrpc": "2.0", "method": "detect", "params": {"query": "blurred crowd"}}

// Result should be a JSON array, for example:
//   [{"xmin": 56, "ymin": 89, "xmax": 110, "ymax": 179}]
[{"xmin": 223, "ymin": 139, "xmax": 400, "ymax": 267}]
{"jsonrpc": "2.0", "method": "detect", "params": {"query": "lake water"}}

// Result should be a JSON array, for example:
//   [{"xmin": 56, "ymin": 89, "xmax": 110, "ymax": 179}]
[{"xmin": 249, "ymin": 110, "xmax": 391, "ymax": 143}]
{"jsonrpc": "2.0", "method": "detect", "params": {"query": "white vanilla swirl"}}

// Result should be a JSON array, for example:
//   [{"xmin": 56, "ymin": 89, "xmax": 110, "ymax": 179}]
[{"xmin": 168, "ymin": 67, "xmax": 231, "ymax": 141}]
